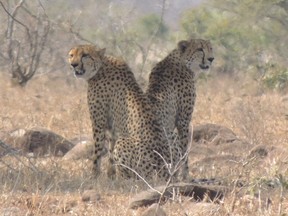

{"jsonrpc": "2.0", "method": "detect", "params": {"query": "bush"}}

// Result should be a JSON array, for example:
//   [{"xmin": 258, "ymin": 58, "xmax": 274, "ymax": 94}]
[{"xmin": 262, "ymin": 63, "xmax": 288, "ymax": 91}]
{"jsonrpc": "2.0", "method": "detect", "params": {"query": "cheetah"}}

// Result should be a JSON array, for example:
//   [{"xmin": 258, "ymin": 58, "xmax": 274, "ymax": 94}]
[
  {"xmin": 146, "ymin": 39, "xmax": 214, "ymax": 180},
  {"xmin": 68, "ymin": 45, "xmax": 181, "ymax": 180}
]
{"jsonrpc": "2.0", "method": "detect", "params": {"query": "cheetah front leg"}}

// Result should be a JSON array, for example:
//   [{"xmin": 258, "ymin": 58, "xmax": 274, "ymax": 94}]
[
  {"xmin": 89, "ymin": 104, "xmax": 108, "ymax": 177},
  {"xmin": 106, "ymin": 133, "xmax": 117, "ymax": 180},
  {"xmin": 176, "ymin": 115, "xmax": 192, "ymax": 180},
  {"xmin": 92, "ymin": 127, "xmax": 108, "ymax": 177}
]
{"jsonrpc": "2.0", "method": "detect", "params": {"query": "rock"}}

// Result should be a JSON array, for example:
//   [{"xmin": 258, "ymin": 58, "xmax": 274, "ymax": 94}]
[
  {"xmin": 192, "ymin": 123, "xmax": 238, "ymax": 145},
  {"xmin": 190, "ymin": 154, "xmax": 240, "ymax": 177},
  {"xmin": 141, "ymin": 204, "xmax": 167, "ymax": 216},
  {"xmin": 69, "ymin": 135, "xmax": 92, "ymax": 145},
  {"xmin": 63, "ymin": 141, "xmax": 94, "ymax": 160},
  {"xmin": 248, "ymin": 145, "xmax": 270, "ymax": 159},
  {"xmin": 14, "ymin": 128, "xmax": 74, "ymax": 157},
  {"xmin": 82, "ymin": 190, "xmax": 101, "ymax": 202},
  {"xmin": 129, "ymin": 183, "xmax": 227, "ymax": 209},
  {"xmin": 188, "ymin": 124, "xmax": 278, "ymax": 180},
  {"xmin": 9, "ymin": 128, "xmax": 27, "ymax": 137},
  {"xmin": 190, "ymin": 123, "xmax": 252, "ymax": 157}
]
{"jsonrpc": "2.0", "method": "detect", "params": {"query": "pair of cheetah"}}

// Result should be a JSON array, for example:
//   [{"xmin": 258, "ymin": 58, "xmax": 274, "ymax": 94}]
[{"xmin": 68, "ymin": 39, "xmax": 214, "ymax": 182}]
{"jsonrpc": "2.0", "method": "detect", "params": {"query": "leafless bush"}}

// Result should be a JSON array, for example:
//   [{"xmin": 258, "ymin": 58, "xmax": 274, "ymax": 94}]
[{"xmin": 0, "ymin": 0, "xmax": 50, "ymax": 85}]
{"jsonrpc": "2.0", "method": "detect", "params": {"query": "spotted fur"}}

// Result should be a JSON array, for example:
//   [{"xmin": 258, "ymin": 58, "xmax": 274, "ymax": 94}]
[
  {"xmin": 146, "ymin": 39, "xmax": 214, "ymax": 179},
  {"xmin": 68, "ymin": 45, "xmax": 182, "ymax": 181}
]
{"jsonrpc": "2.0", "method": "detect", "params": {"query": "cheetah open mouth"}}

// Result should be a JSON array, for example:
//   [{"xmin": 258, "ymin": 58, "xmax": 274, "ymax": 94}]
[
  {"xmin": 74, "ymin": 69, "xmax": 86, "ymax": 77},
  {"xmin": 199, "ymin": 64, "xmax": 210, "ymax": 70}
]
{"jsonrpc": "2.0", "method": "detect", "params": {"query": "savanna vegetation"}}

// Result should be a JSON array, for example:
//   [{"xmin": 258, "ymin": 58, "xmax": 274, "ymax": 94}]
[{"xmin": 0, "ymin": 0, "xmax": 287, "ymax": 215}]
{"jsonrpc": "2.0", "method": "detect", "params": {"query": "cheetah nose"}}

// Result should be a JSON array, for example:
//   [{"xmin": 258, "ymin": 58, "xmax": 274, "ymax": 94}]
[
  {"xmin": 71, "ymin": 63, "xmax": 78, "ymax": 68},
  {"xmin": 208, "ymin": 57, "xmax": 214, "ymax": 63}
]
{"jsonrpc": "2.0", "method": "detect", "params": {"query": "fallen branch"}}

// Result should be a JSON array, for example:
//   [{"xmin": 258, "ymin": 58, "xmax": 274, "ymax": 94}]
[{"xmin": 129, "ymin": 182, "xmax": 227, "ymax": 209}]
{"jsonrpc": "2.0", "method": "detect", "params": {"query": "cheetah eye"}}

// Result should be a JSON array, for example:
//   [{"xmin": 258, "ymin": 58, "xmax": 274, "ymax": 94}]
[
  {"xmin": 69, "ymin": 54, "xmax": 74, "ymax": 58},
  {"xmin": 197, "ymin": 48, "xmax": 204, "ymax": 52},
  {"xmin": 82, "ymin": 53, "xmax": 89, "ymax": 58}
]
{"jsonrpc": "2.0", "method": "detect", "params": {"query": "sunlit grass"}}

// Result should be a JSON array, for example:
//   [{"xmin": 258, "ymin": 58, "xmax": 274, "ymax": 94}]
[{"xmin": 0, "ymin": 72, "xmax": 287, "ymax": 215}]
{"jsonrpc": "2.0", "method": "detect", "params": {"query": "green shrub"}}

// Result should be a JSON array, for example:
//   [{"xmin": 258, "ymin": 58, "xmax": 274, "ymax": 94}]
[{"xmin": 262, "ymin": 63, "xmax": 288, "ymax": 91}]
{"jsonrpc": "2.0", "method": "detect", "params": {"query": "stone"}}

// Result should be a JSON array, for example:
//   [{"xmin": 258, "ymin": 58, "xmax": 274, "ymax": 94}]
[
  {"xmin": 15, "ymin": 128, "xmax": 74, "ymax": 157},
  {"xmin": 63, "ymin": 141, "xmax": 94, "ymax": 160},
  {"xmin": 82, "ymin": 190, "xmax": 101, "ymax": 202},
  {"xmin": 129, "ymin": 183, "xmax": 226, "ymax": 209}
]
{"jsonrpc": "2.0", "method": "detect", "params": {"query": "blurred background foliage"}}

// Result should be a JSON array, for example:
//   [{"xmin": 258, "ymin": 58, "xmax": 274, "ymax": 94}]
[
  {"xmin": 181, "ymin": 0, "xmax": 288, "ymax": 91},
  {"xmin": 0, "ymin": 0, "xmax": 287, "ymax": 91}
]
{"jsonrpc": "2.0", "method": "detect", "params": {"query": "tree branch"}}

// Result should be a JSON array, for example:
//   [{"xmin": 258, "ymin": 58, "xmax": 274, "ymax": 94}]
[
  {"xmin": 1, "ymin": 1, "xmax": 51, "ymax": 85},
  {"xmin": 0, "ymin": 0, "xmax": 30, "ymax": 37},
  {"xmin": 139, "ymin": 0, "xmax": 167, "ymax": 75}
]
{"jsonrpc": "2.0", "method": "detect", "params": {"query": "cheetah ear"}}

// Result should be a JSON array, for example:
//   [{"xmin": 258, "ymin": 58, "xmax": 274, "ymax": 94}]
[
  {"xmin": 178, "ymin": 40, "xmax": 189, "ymax": 53},
  {"xmin": 98, "ymin": 48, "xmax": 106, "ymax": 57}
]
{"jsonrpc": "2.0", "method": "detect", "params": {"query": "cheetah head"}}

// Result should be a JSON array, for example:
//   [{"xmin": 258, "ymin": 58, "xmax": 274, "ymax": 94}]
[
  {"xmin": 178, "ymin": 39, "xmax": 214, "ymax": 73},
  {"xmin": 68, "ymin": 45, "xmax": 106, "ymax": 81}
]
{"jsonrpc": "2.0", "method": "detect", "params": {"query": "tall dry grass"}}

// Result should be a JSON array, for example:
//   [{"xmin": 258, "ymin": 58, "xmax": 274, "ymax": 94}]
[
  {"xmin": 0, "ymin": 72, "xmax": 287, "ymax": 215},
  {"xmin": 0, "ymin": 72, "xmax": 91, "ymax": 138}
]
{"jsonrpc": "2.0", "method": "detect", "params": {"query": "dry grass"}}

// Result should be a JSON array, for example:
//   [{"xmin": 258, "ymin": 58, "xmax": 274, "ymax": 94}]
[
  {"xmin": 0, "ymin": 72, "xmax": 90, "ymax": 138},
  {"xmin": 0, "ymin": 72, "xmax": 288, "ymax": 215}
]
